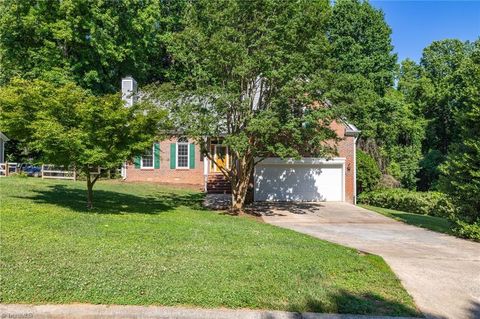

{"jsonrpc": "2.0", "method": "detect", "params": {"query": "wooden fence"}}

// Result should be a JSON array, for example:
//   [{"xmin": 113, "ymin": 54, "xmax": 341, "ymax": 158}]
[
  {"xmin": 0, "ymin": 162, "xmax": 18, "ymax": 176},
  {"xmin": 41, "ymin": 165, "xmax": 76, "ymax": 181}
]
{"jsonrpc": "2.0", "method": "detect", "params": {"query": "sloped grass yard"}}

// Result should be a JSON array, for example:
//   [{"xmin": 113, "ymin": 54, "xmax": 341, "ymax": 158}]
[
  {"xmin": 360, "ymin": 204, "xmax": 453, "ymax": 235},
  {"xmin": 0, "ymin": 178, "xmax": 419, "ymax": 316}
]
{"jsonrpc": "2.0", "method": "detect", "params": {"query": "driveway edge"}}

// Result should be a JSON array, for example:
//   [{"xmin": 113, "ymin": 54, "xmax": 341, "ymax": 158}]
[{"xmin": 0, "ymin": 304, "xmax": 421, "ymax": 319}]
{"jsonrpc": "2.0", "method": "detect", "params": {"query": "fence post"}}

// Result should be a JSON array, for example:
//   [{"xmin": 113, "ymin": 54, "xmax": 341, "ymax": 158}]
[
  {"xmin": 41, "ymin": 164, "xmax": 44, "ymax": 179},
  {"xmin": 5, "ymin": 162, "xmax": 8, "ymax": 176}
]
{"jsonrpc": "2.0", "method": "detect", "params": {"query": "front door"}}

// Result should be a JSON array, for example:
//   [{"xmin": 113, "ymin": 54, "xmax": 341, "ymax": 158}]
[{"xmin": 213, "ymin": 145, "xmax": 228, "ymax": 172}]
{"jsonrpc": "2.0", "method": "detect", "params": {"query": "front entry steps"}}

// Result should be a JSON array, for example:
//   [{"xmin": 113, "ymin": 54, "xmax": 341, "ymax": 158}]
[{"xmin": 207, "ymin": 173, "xmax": 231, "ymax": 194}]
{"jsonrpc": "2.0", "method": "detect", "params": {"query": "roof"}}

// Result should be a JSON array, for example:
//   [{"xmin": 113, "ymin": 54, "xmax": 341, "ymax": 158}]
[
  {"xmin": 343, "ymin": 120, "xmax": 361, "ymax": 137},
  {"xmin": 0, "ymin": 132, "xmax": 9, "ymax": 141}
]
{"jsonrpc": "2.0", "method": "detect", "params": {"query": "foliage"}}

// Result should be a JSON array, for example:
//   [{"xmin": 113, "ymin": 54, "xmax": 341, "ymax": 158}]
[
  {"xmin": 356, "ymin": 150, "xmax": 381, "ymax": 193},
  {"xmin": 450, "ymin": 219, "xmax": 480, "ymax": 241},
  {"xmin": 328, "ymin": 0, "xmax": 397, "ymax": 96},
  {"xmin": 327, "ymin": 0, "xmax": 424, "ymax": 190},
  {"xmin": 374, "ymin": 90, "xmax": 425, "ymax": 189},
  {"xmin": 0, "ymin": 0, "xmax": 185, "ymax": 93},
  {"xmin": 378, "ymin": 174, "xmax": 401, "ymax": 189},
  {"xmin": 150, "ymin": 0, "xmax": 339, "ymax": 210},
  {"xmin": 439, "ymin": 42, "xmax": 480, "ymax": 223},
  {"xmin": 405, "ymin": 39, "xmax": 477, "ymax": 189},
  {"xmin": 0, "ymin": 178, "xmax": 420, "ymax": 316},
  {"xmin": 358, "ymin": 189, "xmax": 456, "ymax": 218},
  {"xmin": 0, "ymin": 78, "xmax": 164, "ymax": 207}
]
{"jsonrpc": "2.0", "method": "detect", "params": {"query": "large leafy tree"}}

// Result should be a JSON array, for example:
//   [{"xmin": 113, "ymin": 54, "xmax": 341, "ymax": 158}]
[
  {"xmin": 328, "ymin": 0, "xmax": 397, "ymax": 97},
  {"xmin": 439, "ymin": 42, "xmax": 480, "ymax": 222},
  {"xmin": 0, "ymin": 0, "xmax": 184, "ymax": 93},
  {"xmin": 150, "ymin": 0, "xmax": 339, "ymax": 211},
  {"xmin": 0, "ymin": 78, "xmax": 164, "ymax": 208},
  {"xmin": 327, "ymin": 0, "xmax": 425, "ymax": 188},
  {"xmin": 420, "ymin": 39, "xmax": 470, "ymax": 155},
  {"xmin": 403, "ymin": 39, "xmax": 477, "ymax": 190}
]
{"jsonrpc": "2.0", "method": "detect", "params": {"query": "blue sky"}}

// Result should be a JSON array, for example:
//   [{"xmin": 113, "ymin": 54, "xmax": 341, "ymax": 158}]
[{"xmin": 370, "ymin": 0, "xmax": 480, "ymax": 62}]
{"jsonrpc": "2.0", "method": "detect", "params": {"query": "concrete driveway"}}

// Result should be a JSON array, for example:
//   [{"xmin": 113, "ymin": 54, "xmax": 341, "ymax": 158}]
[{"xmin": 258, "ymin": 202, "xmax": 480, "ymax": 319}]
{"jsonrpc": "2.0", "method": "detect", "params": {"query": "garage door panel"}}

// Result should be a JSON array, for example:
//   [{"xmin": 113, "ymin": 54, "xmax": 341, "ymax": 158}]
[{"xmin": 254, "ymin": 163, "xmax": 343, "ymax": 202}]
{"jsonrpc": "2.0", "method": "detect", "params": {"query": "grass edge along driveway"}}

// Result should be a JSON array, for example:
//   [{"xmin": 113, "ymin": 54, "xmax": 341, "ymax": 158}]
[
  {"xmin": 0, "ymin": 177, "xmax": 421, "ymax": 317},
  {"xmin": 359, "ymin": 204, "xmax": 453, "ymax": 235}
]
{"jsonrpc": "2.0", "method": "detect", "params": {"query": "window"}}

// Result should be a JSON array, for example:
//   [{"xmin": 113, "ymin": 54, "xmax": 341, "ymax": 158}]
[
  {"xmin": 141, "ymin": 146, "xmax": 154, "ymax": 168},
  {"xmin": 176, "ymin": 137, "xmax": 189, "ymax": 168}
]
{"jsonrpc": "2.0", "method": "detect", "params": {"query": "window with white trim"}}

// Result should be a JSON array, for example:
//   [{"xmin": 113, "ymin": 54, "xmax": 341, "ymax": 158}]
[
  {"xmin": 176, "ymin": 137, "xmax": 189, "ymax": 168},
  {"xmin": 141, "ymin": 145, "xmax": 154, "ymax": 168}
]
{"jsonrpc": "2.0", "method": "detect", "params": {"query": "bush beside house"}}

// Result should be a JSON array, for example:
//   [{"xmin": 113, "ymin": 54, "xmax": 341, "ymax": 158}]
[
  {"xmin": 358, "ymin": 188, "xmax": 455, "ymax": 218},
  {"xmin": 356, "ymin": 150, "xmax": 381, "ymax": 194}
]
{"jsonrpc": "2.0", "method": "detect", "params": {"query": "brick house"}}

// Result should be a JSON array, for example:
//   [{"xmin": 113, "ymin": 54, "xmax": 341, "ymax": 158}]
[{"xmin": 121, "ymin": 77, "xmax": 360, "ymax": 204}]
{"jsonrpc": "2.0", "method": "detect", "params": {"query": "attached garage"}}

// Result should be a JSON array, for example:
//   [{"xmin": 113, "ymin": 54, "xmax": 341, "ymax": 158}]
[{"xmin": 254, "ymin": 158, "xmax": 345, "ymax": 202}]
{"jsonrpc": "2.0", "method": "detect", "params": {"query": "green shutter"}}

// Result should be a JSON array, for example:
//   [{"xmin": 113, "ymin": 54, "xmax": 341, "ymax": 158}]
[
  {"xmin": 134, "ymin": 155, "xmax": 141, "ymax": 169},
  {"xmin": 154, "ymin": 143, "xmax": 160, "ymax": 169},
  {"xmin": 170, "ymin": 143, "xmax": 176, "ymax": 169},
  {"xmin": 189, "ymin": 143, "xmax": 195, "ymax": 169}
]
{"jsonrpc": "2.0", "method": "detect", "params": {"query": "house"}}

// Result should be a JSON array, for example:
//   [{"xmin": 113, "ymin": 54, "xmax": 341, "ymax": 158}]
[
  {"xmin": 0, "ymin": 132, "xmax": 9, "ymax": 163},
  {"xmin": 121, "ymin": 77, "xmax": 360, "ymax": 204}
]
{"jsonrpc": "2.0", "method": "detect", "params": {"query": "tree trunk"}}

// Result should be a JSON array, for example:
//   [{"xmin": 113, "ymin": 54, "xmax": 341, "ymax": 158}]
[
  {"xmin": 231, "ymin": 176, "xmax": 250, "ymax": 213},
  {"xmin": 230, "ymin": 153, "xmax": 254, "ymax": 214},
  {"xmin": 86, "ymin": 175, "xmax": 94, "ymax": 209}
]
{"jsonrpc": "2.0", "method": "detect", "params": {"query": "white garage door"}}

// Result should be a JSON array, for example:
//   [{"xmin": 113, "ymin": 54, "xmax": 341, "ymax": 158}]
[{"xmin": 254, "ymin": 158, "xmax": 344, "ymax": 202}]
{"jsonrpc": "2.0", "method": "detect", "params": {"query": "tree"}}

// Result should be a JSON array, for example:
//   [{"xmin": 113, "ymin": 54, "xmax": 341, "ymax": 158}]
[
  {"xmin": 356, "ymin": 150, "xmax": 381, "ymax": 193},
  {"xmin": 0, "ymin": 78, "xmax": 164, "ymax": 208},
  {"xmin": 328, "ymin": 0, "xmax": 397, "ymax": 96},
  {"xmin": 326, "ymin": 0, "xmax": 422, "ymax": 187},
  {"xmin": 439, "ymin": 42, "xmax": 480, "ymax": 222},
  {"xmin": 0, "ymin": 0, "xmax": 185, "ymax": 93},
  {"xmin": 420, "ymin": 39, "xmax": 470, "ymax": 156},
  {"xmin": 402, "ymin": 39, "xmax": 477, "ymax": 190},
  {"xmin": 149, "ymin": 0, "xmax": 339, "ymax": 211}
]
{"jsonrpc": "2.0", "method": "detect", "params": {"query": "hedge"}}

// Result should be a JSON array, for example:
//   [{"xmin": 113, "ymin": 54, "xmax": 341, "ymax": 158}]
[
  {"xmin": 451, "ymin": 219, "xmax": 480, "ymax": 241},
  {"xmin": 358, "ymin": 188, "xmax": 455, "ymax": 218}
]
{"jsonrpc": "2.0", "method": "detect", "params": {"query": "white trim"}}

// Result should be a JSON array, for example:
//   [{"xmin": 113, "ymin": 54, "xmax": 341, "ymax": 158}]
[
  {"xmin": 140, "ymin": 145, "xmax": 155, "ymax": 169},
  {"xmin": 121, "ymin": 161, "xmax": 127, "ymax": 179},
  {"xmin": 0, "ymin": 132, "xmax": 9, "ymax": 142},
  {"xmin": 353, "ymin": 137, "xmax": 358, "ymax": 205},
  {"xmin": 258, "ymin": 157, "xmax": 346, "ymax": 165},
  {"xmin": 341, "ymin": 161, "xmax": 346, "ymax": 202},
  {"xmin": 176, "ymin": 139, "xmax": 190, "ymax": 169}
]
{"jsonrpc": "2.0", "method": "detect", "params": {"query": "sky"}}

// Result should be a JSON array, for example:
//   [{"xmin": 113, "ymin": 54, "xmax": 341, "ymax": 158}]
[{"xmin": 370, "ymin": 0, "xmax": 480, "ymax": 62}]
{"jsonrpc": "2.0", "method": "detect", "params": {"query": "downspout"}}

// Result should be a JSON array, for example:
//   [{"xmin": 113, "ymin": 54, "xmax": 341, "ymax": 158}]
[
  {"xmin": 353, "ymin": 136, "xmax": 358, "ymax": 205},
  {"xmin": 203, "ymin": 137, "xmax": 209, "ymax": 192}
]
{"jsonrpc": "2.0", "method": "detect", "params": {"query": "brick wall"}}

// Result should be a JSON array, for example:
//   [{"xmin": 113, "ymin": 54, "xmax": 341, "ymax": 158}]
[
  {"xmin": 331, "ymin": 121, "xmax": 356, "ymax": 204},
  {"xmin": 125, "ymin": 122, "xmax": 357, "ymax": 204},
  {"xmin": 125, "ymin": 137, "xmax": 205, "ymax": 186}
]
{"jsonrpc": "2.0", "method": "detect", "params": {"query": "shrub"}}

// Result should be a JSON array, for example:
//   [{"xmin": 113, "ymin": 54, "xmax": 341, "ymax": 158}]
[
  {"xmin": 378, "ymin": 174, "xmax": 401, "ymax": 189},
  {"xmin": 451, "ymin": 219, "xmax": 480, "ymax": 241},
  {"xmin": 358, "ymin": 188, "xmax": 455, "ymax": 218},
  {"xmin": 356, "ymin": 150, "xmax": 381, "ymax": 193}
]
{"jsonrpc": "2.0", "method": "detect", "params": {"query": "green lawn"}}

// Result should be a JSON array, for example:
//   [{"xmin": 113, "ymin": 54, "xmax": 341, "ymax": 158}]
[
  {"xmin": 360, "ymin": 204, "xmax": 453, "ymax": 235},
  {"xmin": 0, "ymin": 177, "xmax": 420, "ymax": 316}
]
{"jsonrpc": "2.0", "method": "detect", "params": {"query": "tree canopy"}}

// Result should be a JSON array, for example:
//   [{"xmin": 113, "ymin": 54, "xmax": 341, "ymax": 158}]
[
  {"xmin": 0, "ymin": 0, "xmax": 185, "ymax": 93},
  {"xmin": 146, "ymin": 0, "xmax": 339, "ymax": 210},
  {"xmin": 0, "ymin": 0, "xmax": 478, "ymax": 221},
  {"xmin": 0, "ymin": 78, "xmax": 164, "ymax": 208}
]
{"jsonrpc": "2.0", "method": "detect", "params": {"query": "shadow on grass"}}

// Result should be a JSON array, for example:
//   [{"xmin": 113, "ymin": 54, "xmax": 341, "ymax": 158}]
[
  {"xmin": 283, "ymin": 290, "xmax": 423, "ymax": 318},
  {"xmin": 393, "ymin": 213, "xmax": 453, "ymax": 234},
  {"xmin": 15, "ymin": 184, "xmax": 206, "ymax": 215}
]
